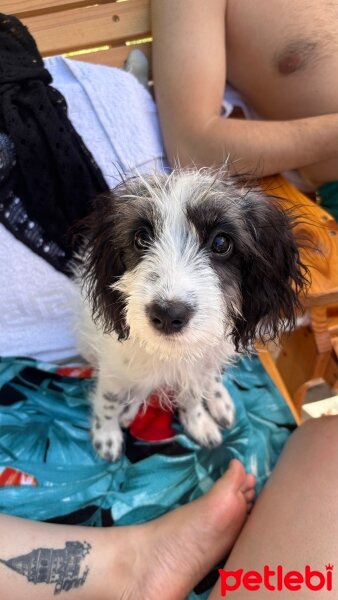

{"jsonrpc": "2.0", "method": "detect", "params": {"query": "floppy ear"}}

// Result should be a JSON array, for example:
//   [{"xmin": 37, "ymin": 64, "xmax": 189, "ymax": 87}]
[
  {"xmin": 79, "ymin": 192, "xmax": 129, "ymax": 340},
  {"xmin": 232, "ymin": 193, "xmax": 309, "ymax": 351}
]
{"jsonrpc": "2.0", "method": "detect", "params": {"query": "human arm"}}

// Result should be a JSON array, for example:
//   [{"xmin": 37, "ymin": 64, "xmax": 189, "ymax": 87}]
[{"xmin": 151, "ymin": 0, "xmax": 338, "ymax": 177}]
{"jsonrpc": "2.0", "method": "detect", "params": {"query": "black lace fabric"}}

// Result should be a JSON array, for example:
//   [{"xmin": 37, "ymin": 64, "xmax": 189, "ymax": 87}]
[{"xmin": 0, "ymin": 14, "xmax": 109, "ymax": 274}]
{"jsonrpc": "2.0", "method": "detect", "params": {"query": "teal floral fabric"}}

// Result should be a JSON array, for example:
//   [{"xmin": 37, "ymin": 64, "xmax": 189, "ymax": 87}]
[{"xmin": 0, "ymin": 355, "xmax": 295, "ymax": 598}]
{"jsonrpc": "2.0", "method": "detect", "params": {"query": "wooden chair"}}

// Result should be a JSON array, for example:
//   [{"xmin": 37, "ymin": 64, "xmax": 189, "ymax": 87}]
[
  {"xmin": 260, "ymin": 176, "xmax": 338, "ymax": 421},
  {"xmin": 7, "ymin": 0, "xmax": 338, "ymax": 422}
]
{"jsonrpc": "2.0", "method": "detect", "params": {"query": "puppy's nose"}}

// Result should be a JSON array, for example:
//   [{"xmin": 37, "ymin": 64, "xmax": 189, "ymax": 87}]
[{"xmin": 147, "ymin": 301, "xmax": 194, "ymax": 334}]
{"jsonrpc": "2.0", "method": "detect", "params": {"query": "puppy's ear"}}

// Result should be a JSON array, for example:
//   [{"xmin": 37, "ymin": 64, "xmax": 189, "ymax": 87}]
[
  {"xmin": 232, "ymin": 193, "xmax": 309, "ymax": 351},
  {"xmin": 79, "ymin": 192, "xmax": 129, "ymax": 340}
]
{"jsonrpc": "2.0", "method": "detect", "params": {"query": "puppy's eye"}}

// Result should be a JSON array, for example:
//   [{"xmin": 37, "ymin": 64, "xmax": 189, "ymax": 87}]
[
  {"xmin": 134, "ymin": 228, "xmax": 152, "ymax": 251},
  {"xmin": 210, "ymin": 233, "xmax": 233, "ymax": 256}
]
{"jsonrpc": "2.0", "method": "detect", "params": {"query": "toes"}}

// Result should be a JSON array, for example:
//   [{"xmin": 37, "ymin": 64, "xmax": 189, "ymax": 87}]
[
  {"xmin": 226, "ymin": 459, "xmax": 246, "ymax": 482},
  {"xmin": 217, "ymin": 459, "xmax": 248, "ymax": 493},
  {"xmin": 244, "ymin": 488, "xmax": 256, "ymax": 503},
  {"xmin": 225, "ymin": 462, "xmax": 256, "ymax": 496},
  {"xmin": 91, "ymin": 418, "xmax": 124, "ymax": 461},
  {"xmin": 241, "ymin": 473, "xmax": 256, "ymax": 492}
]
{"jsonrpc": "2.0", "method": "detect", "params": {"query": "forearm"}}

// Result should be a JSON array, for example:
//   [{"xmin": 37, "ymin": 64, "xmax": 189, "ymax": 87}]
[
  {"xmin": 0, "ymin": 514, "xmax": 121, "ymax": 600},
  {"xmin": 152, "ymin": 0, "xmax": 337, "ymax": 179},
  {"xmin": 165, "ymin": 113, "xmax": 338, "ymax": 177}
]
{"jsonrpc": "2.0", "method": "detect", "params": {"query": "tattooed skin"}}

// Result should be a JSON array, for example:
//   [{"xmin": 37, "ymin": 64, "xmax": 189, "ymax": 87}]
[{"xmin": 0, "ymin": 541, "xmax": 91, "ymax": 595}]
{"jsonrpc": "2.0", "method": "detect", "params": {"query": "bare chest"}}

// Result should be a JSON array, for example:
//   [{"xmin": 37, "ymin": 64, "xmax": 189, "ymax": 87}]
[{"xmin": 226, "ymin": 0, "xmax": 338, "ymax": 119}]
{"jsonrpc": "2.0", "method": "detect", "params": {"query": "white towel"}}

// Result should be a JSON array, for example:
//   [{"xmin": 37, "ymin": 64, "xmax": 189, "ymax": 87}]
[
  {"xmin": 47, "ymin": 57, "xmax": 167, "ymax": 186},
  {"xmin": 0, "ymin": 57, "xmax": 166, "ymax": 361}
]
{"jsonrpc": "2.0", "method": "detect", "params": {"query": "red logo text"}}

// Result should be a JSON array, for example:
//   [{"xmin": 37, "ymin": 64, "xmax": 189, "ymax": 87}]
[{"xmin": 219, "ymin": 564, "xmax": 334, "ymax": 596}]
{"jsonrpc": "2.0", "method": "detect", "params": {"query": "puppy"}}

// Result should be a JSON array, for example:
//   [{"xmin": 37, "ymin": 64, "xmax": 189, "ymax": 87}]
[{"xmin": 76, "ymin": 169, "xmax": 307, "ymax": 461}]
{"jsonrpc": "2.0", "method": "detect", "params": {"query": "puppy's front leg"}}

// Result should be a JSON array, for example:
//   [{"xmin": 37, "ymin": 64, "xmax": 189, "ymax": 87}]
[
  {"xmin": 178, "ymin": 395, "xmax": 224, "ymax": 448},
  {"xmin": 178, "ymin": 376, "xmax": 235, "ymax": 448},
  {"xmin": 91, "ymin": 375, "xmax": 126, "ymax": 462},
  {"xmin": 203, "ymin": 373, "xmax": 235, "ymax": 429}
]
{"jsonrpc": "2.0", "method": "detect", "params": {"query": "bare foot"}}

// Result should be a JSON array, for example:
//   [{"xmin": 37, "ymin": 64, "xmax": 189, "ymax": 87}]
[{"xmin": 107, "ymin": 459, "xmax": 255, "ymax": 600}]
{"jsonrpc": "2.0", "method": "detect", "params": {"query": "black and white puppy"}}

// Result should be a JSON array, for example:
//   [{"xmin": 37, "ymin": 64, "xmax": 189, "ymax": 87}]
[{"xmin": 77, "ymin": 169, "xmax": 307, "ymax": 461}]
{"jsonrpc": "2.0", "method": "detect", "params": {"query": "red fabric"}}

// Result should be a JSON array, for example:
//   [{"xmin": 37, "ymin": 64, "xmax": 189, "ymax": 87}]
[
  {"xmin": 56, "ymin": 366, "xmax": 94, "ymax": 378},
  {"xmin": 0, "ymin": 467, "xmax": 37, "ymax": 487},
  {"xmin": 129, "ymin": 394, "xmax": 176, "ymax": 442}
]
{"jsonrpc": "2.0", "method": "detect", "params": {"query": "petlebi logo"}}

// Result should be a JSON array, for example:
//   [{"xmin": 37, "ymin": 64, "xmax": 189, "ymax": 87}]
[{"xmin": 219, "ymin": 564, "xmax": 334, "ymax": 596}]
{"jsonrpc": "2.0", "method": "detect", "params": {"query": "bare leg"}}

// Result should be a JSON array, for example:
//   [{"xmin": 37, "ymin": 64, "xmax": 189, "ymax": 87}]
[
  {"xmin": 208, "ymin": 416, "xmax": 338, "ymax": 599},
  {"xmin": 0, "ymin": 460, "xmax": 255, "ymax": 600}
]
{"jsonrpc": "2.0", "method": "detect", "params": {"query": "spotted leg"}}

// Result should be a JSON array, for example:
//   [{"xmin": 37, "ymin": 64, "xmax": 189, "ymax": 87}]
[
  {"xmin": 203, "ymin": 372, "xmax": 235, "ymax": 429},
  {"xmin": 119, "ymin": 398, "xmax": 144, "ymax": 428},
  {"xmin": 178, "ymin": 375, "xmax": 235, "ymax": 448},
  {"xmin": 90, "ymin": 376, "xmax": 127, "ymax": 462},
  {"xmin": 178, "ymin": 392, "xmax": 224, "ymax": 448}
]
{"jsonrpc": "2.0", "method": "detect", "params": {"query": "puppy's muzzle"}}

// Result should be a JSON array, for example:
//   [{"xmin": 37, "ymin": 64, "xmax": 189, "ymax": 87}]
[{"xmin": 147, "ymin": 301, "xmax": 194, "ymax": 335}]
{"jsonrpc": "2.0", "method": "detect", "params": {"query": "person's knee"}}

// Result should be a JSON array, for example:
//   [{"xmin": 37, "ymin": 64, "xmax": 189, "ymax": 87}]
[
  {"xmin": 299, "ymin": 415, "xmax": 338, "ymax": 436},
  {"xmin": 273, "ymin": 416, "xmax": 338, "ymax": 481},
  {"xmin": 291, "ymin": 415, "xmax": 338, "ymax": 452}
]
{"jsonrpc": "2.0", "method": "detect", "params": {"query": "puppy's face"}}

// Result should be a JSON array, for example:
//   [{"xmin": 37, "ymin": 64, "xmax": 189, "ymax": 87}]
[{"xmin": 82, "ymin": 170, "xmax": 307, "ymax": 358}]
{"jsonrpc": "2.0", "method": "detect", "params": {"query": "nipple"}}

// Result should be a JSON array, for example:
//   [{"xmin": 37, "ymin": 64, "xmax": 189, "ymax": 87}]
[
  {"xmin": 278, "ymin": 52, "xmax": 303, "ymax": 74},
  {"xmin": 276, "ymin": 41, "xmax": 317, "ymax": 75}
]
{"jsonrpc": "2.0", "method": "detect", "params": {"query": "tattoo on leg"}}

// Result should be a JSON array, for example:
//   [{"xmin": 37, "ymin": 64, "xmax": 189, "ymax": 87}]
[{"xmin": 0, "ymin": 541, "xmax": 91, "ymax": 595}]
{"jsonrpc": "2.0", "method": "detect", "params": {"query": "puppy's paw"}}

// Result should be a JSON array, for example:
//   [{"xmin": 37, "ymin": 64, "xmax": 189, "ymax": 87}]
[
  {"xmin": 91, "ymin": 417, "xmax": 124, "ymax": 461},
  {"xmin": 179, "ymin": 404, "xmax": 223, "ymax": 448},
  {"xmin": 205, "ymin": 384, "xmax": 235, "ymax": 429}
]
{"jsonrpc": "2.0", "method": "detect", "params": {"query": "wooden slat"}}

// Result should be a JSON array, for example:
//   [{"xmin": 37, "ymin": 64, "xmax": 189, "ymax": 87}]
[
  {"xmin": 259, "ymin": 350, "xmax": 300, "ymax": 423},
  {"xmin": 2, "ymin": 0, "xmax": 114, "ymax": 18},
  {"xmin": 276, "ymin": 326, "xmax": 318, "ymax": 406},
  {"xmin": 21, "ymin": 0, "xmax": 150, "ymax": 56},
  {"xmin": 68, "ymin": 41, "xmax": 151, "ymax": 69}
]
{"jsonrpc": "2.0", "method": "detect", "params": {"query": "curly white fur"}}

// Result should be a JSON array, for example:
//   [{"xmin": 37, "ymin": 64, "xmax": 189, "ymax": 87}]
[{"xmin": 75, "ymin": 168, "xmax": 305, "ymax": 460}]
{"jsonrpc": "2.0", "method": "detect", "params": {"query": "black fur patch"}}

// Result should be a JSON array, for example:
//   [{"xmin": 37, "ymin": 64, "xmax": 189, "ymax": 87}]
[
  {"xmin": 187, "ymin": 176, "xmax": 309, "ymax": 351},
  {"xmin": 78, "ymin": 181, "xmax": 161, "ymax": 338}
]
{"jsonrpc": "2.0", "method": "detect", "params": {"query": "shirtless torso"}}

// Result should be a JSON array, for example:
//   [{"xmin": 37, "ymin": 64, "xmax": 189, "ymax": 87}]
[
  {"xmin": 226, "ymin": 0, "xmax": 338, "ymax": 185},
  {"xmin": 152, "ymin": 0, "xmax": 338, "ymax": 188},
  {"xmin": 227, "ymin": 0, "xmax": 338, "ymax": 119}
]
